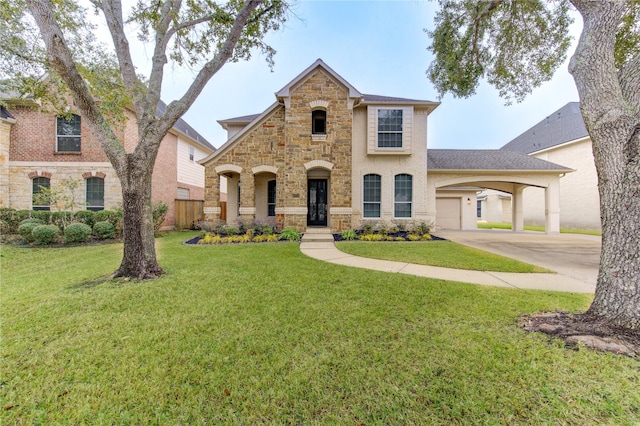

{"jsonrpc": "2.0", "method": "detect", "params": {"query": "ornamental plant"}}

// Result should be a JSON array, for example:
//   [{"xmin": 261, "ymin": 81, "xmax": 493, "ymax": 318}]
[
  {"xmin": 64, "ymin": 223, "xmax": 92, "ymax": 243},
  {"xmin": 31, "ymin": 225, "xmax": 60, "ymax": 245}
]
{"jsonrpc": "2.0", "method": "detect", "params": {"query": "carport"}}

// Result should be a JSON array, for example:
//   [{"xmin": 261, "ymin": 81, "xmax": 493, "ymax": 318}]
[{"xmin": 426, "ymin": 150, "xmax": 573, "ymax": 234}]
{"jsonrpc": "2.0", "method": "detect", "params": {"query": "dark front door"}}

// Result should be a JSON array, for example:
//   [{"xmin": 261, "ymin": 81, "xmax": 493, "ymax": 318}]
[{"xmin": 307, "ymin": 179, "xmax": 327, "ymax": 226}]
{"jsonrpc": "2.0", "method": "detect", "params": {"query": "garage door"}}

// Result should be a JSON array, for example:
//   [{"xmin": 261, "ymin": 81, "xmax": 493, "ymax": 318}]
[{"xmin": 436, "ymin": 198, "xmax": 461, "ymax": 230}]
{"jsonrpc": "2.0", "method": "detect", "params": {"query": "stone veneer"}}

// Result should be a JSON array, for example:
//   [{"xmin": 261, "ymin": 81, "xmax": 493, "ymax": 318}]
[{"xmin": 204, "ymin": 69, "xmax": 353, "ymax": 232}]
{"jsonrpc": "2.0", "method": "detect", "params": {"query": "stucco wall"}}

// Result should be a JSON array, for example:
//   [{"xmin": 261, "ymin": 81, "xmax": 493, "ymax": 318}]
[{"xmin": 526, "ymin": 139, "xmax": 600, "ymax": 230}]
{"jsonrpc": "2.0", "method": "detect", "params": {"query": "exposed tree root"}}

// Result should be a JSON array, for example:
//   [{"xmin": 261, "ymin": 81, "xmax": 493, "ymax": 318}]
[
  {"xmin": 520, "ymin": 311, "xmax": 639, "ymax": 357},
  {"xmin": 113, "ymin": 265, "xmax": 165, "ymax": 280}
]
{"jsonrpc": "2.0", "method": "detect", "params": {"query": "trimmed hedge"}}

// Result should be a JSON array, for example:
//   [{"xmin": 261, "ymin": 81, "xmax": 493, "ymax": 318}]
[
  {"xmin": 32, "ymin": 225, "xmax": 60, "ymax": 245},
  {"xmin": 74, "ymin": 210, "xmax": 96, "ymax": 228},
  {"xmin": 64, "ymin": 223, "xmax": 93, "ymax": 243},
  {"xmin": 93, "ymin": 221, "xmax": 115, "ymax": 239},
  {"xmin": 18, "ymin": 222, "xmax": 41, "ymax": 242}
]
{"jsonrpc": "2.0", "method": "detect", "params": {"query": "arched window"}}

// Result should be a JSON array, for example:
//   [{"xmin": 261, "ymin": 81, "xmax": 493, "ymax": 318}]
[
  {"xmin": 312, "ymin": 110, "xmax": 326, "ymax": 135},
  {"xmin": 56, "ymin": 114, "xmax": 81, "ymax": 152},
  {"xmin": 86, "ymin": 177, "xmax": 104, "ymax": 211},
  {"xmin": 267, "ymin": 180, "xmax": 276, "ymax": 217},
  {"xmin": 394, "ymin": 174, "xmax": 412, "ymax": 218},
  {"xmin": 363, "ymin": 174, "xmax": 381, "ymax": 218},
  {"xmin": 32, "ymin": 177, "xmax": 51, "ymax": 211}
]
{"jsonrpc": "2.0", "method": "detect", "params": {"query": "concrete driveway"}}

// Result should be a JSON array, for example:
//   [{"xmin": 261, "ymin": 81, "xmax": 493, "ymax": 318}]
[{"xmin": 435, "ymin": 230, "xmax": 601, "ymax": 286}]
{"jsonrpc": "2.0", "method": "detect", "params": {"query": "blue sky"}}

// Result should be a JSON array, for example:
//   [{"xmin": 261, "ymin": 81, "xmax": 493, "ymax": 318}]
[{"xmin": 158, "ymin": 0, "xmax": 581, "ymax": 149}]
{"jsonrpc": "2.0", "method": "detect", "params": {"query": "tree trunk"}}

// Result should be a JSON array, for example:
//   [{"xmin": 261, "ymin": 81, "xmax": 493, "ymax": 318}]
[
  {"xmin": 113, "ymin": 165, "xmax": 163, "ymax": 279},
  {"xmin": 569, "ymin": 0, "xmax": 640, "ymax": 331}
]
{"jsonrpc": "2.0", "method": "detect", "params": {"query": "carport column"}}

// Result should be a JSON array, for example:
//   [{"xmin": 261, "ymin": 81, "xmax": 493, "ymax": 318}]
[
  {"xmin": 512, "ymin": 185, "xmax": 525, "ymax": 232},
  {"xmin": 545, "ymin": 179, "xmax": 561, "ymax": 234}
]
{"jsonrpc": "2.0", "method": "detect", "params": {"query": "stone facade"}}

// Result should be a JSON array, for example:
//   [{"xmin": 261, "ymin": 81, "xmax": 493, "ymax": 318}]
[{"xmin": 201, "ymin": 60, "xmax": 439, "ymax": 233}]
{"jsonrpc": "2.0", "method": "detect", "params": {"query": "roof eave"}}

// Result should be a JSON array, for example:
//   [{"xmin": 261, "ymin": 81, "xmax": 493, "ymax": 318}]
[
  {"xmin": 427, "ymin": 168, "xmax": 574, "ymax": 174},
  {"xmin": 199, "ymin": 102, "xmax": 281, "ymax": 166}
]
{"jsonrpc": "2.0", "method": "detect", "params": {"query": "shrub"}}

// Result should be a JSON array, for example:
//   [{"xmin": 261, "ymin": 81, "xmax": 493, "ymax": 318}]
[
  {"xmin": 93, "ymin": 221, "xmax": 115, "ymax": 239},
  {"xmin": 74, "ymin": 210, "xmax": 96, "ymax": 227},
  {"xmin": 152, "ymin": 201, "xmax": 169, "ymax": 232},
  {"xmin": 279, "ymin": 228, "xmax": 301, "ymax": 241},
  {"xmin": 263, "ymin": 223, "xmax": 275, "ymax": 235},
  {"xmin": 20, "ymin": 218, "xmax": 45, "ymax": 226},
  {"xmin": 65, "ymin": 223, "xmax": 92, "ymax": 243},
  {"xmin": 359, "ymin": 233, "xmax": 384, "ymax": 241},
  {"xmin": 18, "ymin": 222, "xmax": 41, "ymax": 242},
  {"xmin": 252, "ymin": 234, "xmax": 268, "ymax": 243},
  {"xmin": 51, "ymin": 211, "xmax": 72, "ymax": 230},
  {"xmin": 411, "ymin": 221, "xmax": 431, "ymax": 236},
  {"xmin": 341, "ymin": 229, "xmax": 357, "ymax": 240},
  {"xmin": 30, "ymin": 210, "xmax": 52, "ymax": 224},
  {"xmin": 361, "ymin": 223, "xmax": 374, "ymax": 235},
  {"xmin": 32, "ymin": 224, "xmax": 60, "ymax": 245},
  {"xmin": 407, "ymin": 234, "xmax": 422, "ymax": 241},
  {"xmin": 14, "ymin": 210, "xmax": 32, "ymax": 227},
  {"xmin": 94, "ymin": 209, "xmax": 123, "ymax": 236},
  {"xmin": 266, "ymin": 234, "xmax": 279, "ymax": 242}
]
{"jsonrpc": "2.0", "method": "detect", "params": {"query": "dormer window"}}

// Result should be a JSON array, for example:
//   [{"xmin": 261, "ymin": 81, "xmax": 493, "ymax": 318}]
[{"xmin": 312, "ymin": 110, "xmax": 326, "ymax": 135}]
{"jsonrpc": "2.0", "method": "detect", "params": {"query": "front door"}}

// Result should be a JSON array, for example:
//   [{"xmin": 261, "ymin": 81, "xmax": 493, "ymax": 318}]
[{"xmin": 307, "ymin": 179, "xmax": 327, "ymax": 226}]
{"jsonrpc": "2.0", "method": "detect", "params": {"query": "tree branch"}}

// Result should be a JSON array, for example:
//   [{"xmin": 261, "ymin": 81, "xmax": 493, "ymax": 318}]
[
  {"xmin": 25, "ymin": 0, "xmax": 127, "ymax": 173},
  {"xmin": 153, "ymin": 0, "xmax": 264, "ymax": 140},
  {"xmin": 99, "ymin": 0, "xmax": 144, "ymax": 118}
]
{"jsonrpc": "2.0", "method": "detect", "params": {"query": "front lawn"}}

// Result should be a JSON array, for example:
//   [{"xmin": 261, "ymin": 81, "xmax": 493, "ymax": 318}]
[
  {"xmin": 336, "ymin": 240, "xmax": 550, "ymax": 273},
  {"xmin": 2, "ymin": 233, "xmax": 638, "ymax": 424},
  {"xmin": 477, "ymin": 222, "xmax": 603, "ymax": 236}
]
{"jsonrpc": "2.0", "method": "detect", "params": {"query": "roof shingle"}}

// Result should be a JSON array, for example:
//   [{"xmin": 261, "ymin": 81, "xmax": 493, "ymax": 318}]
[
  {"xmin": 428, "ymin": 149, "xmax": 572, "ymax": 171},
  {"xmin": 500, "ymin": 102, "xmax": 588, "ymax": 154}
]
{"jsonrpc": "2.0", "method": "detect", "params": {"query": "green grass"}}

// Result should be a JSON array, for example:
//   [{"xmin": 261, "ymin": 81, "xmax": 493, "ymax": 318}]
[
  {"xmin": 2, "ymin": 233, "xmax": 639, "ymax": 424},
  {"xmin": 477, "ymin": 222, "xmax": 603, "ymax": 236},
  {"xmin": 336, "ymin": 240, "xmax": 550, "ymax": 273}
]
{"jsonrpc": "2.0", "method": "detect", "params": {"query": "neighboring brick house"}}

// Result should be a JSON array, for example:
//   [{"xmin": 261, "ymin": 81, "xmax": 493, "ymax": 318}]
[
  {"xmin": 482, "ymin": 102, "xmax": 600, "ymax": 230},
  {"xmin": 0, "ymin": 100, "xmax": 214, "ymax": 228},
  {"xmin": 200, "ymin": 59, "xmax": 572, "ymax": 233}
]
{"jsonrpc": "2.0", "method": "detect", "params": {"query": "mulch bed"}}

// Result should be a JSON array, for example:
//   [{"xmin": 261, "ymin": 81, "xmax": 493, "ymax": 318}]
[
  {"xmin": 520, "ymin": 311, "xmax": 639, "ymax": 357},
  {"xmin": 332, "ymin": 232, "xmax": 447, "ymax": 242}
]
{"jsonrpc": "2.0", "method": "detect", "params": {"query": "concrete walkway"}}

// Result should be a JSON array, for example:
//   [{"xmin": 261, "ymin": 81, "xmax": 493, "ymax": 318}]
[{"xmin": 299, "ymin": 228, "xmax": 596, "ymax": 293}]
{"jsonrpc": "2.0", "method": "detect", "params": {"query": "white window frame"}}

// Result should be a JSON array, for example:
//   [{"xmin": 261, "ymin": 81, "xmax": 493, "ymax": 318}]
[
  {"xmin": 367, "ymin": 106, "xmax": 413, "ymax": 155},
  {"xmin": 394, "ymin": 174, "xmax": 413, "ymax": 218},
  {"xmin": 56, "ymin": 114, "xmax": 81, "ymax": 153},
  {"xmin": 362, "ymin": 174, "xmax": 381, "ymax": 218}
]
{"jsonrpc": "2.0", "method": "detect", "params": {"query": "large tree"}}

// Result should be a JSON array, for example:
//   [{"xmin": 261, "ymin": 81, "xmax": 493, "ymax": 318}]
[
  {"xmin": 1, "ymin": 0, "xmax": 287, "ymax": 278},
  {"xmin": 427, "ymin": 0, "xmax": 640, "ymax": 332}
]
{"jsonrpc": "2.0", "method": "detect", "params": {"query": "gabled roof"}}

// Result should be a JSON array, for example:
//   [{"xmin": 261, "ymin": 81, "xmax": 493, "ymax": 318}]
[
  {"xmin": 156, "ymin": 101, "xmax": 215, "ymax": 152},
  {"xmin": 1, "ymin": 105, "xmax": 15, "ymax": 120},
  {"xmin": 500, "ymin": 102, "xmax": 588, "ymax": 154},
  {"xmin": 201, "ymin": 59, "xmax": 439, "ymax": 165},
  {"xmin": 275, "ymin": 59, "xmax": 362, "ymax": 100},
  {"xmin": 361, "ymin": 94, "xmax": 439, "ymax": 108},
  {"xmin": 217, "ymin": 113, "xmax": 261, "ymax": 130},
  {"xmin": 427, "ymin": 149, "xmax": 573, "ymax": 172}
]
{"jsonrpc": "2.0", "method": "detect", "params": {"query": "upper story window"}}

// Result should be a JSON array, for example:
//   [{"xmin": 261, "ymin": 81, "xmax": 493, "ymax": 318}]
[
  {"xmin": 86, "ymin": 177, "xmax": 104, "ymax": 211},
  {"xmin": 367, "ymin": 106, "xmax": 413, "ymax": 155},
  {"xmin": 189, "ymin": 146, "xmax": 195, "ymax": 162},
  {"xmin": 56, "ymin": 114, "xmax": 81, "ymax": 152},
  {"xmin": 377, "ymin": 109, "xmax": 403, "ymax": 148},
  {"xmin": 312, "ymin": 110, "xmax": 326, "ymax": 135},
  {"xmin": 32, "ymin": 177, "xmax": 51, "ymax": 211}
]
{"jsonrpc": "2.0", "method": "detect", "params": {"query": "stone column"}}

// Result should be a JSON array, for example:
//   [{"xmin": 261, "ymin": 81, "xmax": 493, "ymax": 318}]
[
  {"xmin": 0, "ymin": 119, "xmax": 14, "ymax": 208},
  {"xmin": 238, "ymin": 172, "xmax": 255, "ymax": 223},
  {"xmin": 203, "ymin": 171, "xmax": 221, "ymax": 223}
]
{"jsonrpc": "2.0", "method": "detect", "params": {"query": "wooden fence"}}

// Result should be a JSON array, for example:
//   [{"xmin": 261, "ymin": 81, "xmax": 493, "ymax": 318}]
[{"xmin": 174, "ymin": 199, "xmax": 204, "ymax": 230}]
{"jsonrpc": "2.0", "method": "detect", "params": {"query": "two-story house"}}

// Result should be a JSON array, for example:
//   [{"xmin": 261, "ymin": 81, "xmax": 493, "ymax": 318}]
[
  {"xmin": 200, "ymin": 59, "xmax": 573, "ymax": 233},
  {"xmin": 0, "ymin": 99, "xmax": 215, "ymax": 228}
]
